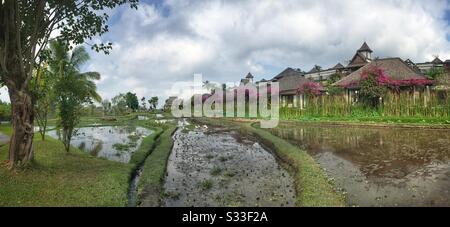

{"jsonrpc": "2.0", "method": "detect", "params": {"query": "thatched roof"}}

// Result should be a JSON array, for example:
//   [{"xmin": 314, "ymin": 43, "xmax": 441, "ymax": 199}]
[
  {"xmin": 431, "ymin": 57, "xmax": 443, "ymax": 64},
  {"xmin": 335, "ymin": 58, "xmax": 429, "ymax": 88},
  {"xmin": 258, "ymin": 79, "xmax": 268, "ymax": 83},
  {"xmin": 273, "ymin": 68, "xmax": 311, "ymax": 95},
  {"xmin": 405, "ymin": 59, "xmax": 415, "ymax": 65},
  {"xmin": 307, "ymin": 65, "xmax": 322, "ymax": 73},
  {"xmin": 332, "ymin": 63, "xmax": 345, "ymax": 69},
  {"xmin": 347, "ymin": 52, "xmax": 370, "ymax": 68},
  {"xmin": 358, "ymin": 42, "xmax": 373, "ymax": 53},
  {"xmin": 272, "ymin": 67, "xmax": 304, "ymax": 80}
]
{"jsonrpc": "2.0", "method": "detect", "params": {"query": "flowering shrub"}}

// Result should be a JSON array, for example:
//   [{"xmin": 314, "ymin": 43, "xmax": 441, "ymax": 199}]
[
  {"xmin": 359, "ymin": 66, "xmax": 433, "ymax": 88},
  {"xmin": 297, "ymin": 82, "xmax": 323, "ymax": 96},
  {"xmin": 358, "ymin": 67, "xmax": 389, "ymax": 107},
  {"xmin": 342, "ymin": 66, "xmax": 433, "ymax": 89}
]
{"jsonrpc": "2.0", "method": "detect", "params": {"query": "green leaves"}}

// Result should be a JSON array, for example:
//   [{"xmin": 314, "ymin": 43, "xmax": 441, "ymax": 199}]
[
  {"xmin": 125, "ymin": 92, "xmax": 139, "ymax": 111},
  {"xmin": 45, "ymin": 40, "xmax": 101, "ymax": 151},
  {"xmin": 359, "ymin": 72, "xmax": 387, "ymax": 108},
  {"xmin": 50, "ymin": 0, "xmax": 140, "ymax": 54},
  {"xmin": 149, "ymin": 96, "xmax": 159, "ymax": 110},
  {"xmin": 426, "ymin": 66, "xmax": 445, "ymax": 80}
]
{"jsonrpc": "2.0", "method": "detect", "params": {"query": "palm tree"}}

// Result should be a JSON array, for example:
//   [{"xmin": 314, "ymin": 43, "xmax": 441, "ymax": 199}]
[
  {"xmin": 49, "ymin": 40, "xmax": 101, "ymax": 101},
  {"xmin": 48, "ymin": 40, "xmax": 101, "ymax": 152}
]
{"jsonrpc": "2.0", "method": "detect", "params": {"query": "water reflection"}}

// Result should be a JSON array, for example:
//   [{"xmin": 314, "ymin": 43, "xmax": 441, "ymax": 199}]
[
  {"xmin": 269, "ymin": 123, "xmax": 450, "ymax": 206},
  {"xmin": 137, "ymin": 116, "xmax": 149, "ymax": 120},
  {"xmin": 48, "ymin": 126, "xmax": 152, "ymax": 163}
]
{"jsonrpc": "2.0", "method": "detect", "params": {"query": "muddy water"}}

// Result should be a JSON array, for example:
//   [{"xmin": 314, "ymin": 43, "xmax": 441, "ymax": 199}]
[
  {"xmin": 163, "ymin": 124, "xmax": 296, "ymax": 207},
  {"xmin": 268, "ymin": 122, "xmax": 450, "ymax": 206},
  {"xmin": 48, "ymin": 126, "xmax": 152, "ymax": 163}
]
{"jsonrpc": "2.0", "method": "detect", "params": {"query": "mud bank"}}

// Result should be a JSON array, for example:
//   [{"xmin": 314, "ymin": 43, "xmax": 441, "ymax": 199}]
[{"xmin": 163, "ymin": 123, "xmax": 296, "ymax": 207}]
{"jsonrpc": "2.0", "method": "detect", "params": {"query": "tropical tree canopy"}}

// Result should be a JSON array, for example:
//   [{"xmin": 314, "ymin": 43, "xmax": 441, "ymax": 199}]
[
  {"xmin": 0, "ymin": 0, "xmax": 139, "ymax": 168},
  {"xmin": 125, "ymin": 92, "xmax": 139, "ymax": 111},
  {"xmin": 149, "ymin": 96, "xmax": 159, "ymax": 110},
  {"xmin": 48, "ymin": 40, "xmax": 101, "ymax": 152}
]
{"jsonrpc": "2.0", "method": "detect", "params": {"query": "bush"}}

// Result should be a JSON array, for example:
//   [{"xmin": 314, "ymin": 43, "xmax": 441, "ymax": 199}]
[{"xmin": 0, "ymin": 102, "xmax": 11, "ymax": 122}]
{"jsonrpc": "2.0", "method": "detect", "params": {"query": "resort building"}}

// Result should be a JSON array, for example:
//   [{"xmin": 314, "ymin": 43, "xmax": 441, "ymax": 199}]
[
  {"xmin": 304, "ymin": 42, "xmax": 373, "ymax": 82},
  {"xmin": 334, "ymin": 58, "xmax": 433, "ymax": 103},
  {"xmin": 236, "ymin": 41, "xmax": 448, "ymax": 109},
  {"xmin": 415, "ymin": 57, "xmax": 445, "ymax": 73},
  {"xmin": 271, "ymin": 67, "xmax": 318, "ymax": 108},
  {"xmin": 240, "ymin": 72, "xmax": 254, "ymax": 85}
]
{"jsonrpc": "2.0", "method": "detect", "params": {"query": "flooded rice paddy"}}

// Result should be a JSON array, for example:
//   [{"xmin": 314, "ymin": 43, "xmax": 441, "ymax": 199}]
[
  {"xmin": 137, "ymin": 116, "xmax": 150, "ymax": 121},
  {"xmin": 163, "ymin": 123, "xmax": 296, "ymax": 207},
  {"xmin": 48, "ymin": 126, "xmax": 152, "ymax": 163},
  {"xmin": 268, "ymin": 122, "xmax": 450, "ymax": 206}
]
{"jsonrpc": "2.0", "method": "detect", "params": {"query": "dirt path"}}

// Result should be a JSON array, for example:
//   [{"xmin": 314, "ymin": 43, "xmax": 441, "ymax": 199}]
[{"xmin": 162, "ymin": 122, "xmax": 296, "ymax": 207}]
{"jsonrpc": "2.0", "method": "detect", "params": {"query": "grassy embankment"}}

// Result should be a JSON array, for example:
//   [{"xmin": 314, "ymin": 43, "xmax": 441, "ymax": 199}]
[
  {"xmin": 137, "ymin": 125, "xmax": 178, "ymax": 207},
  {"xmin": 0, "ymin": 114, "xmax": 174, "ymax": 207},
  {"xmin": 194, "ymin": 118, "xmax": 345, "ymax": 207},
  {"xmin": 280, "ymin": 114, "xmax": 450, "ymax": 126}
]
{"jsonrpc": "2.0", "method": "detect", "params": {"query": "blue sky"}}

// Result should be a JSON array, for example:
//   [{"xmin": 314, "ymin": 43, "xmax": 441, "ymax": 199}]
[{"xmin": 1, "ymin": 0, "xmax": 450, "ymax": 103}]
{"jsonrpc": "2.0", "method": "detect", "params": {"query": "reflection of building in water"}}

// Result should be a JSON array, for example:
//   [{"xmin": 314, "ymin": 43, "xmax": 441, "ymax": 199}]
[{"xmin": 270, "ymin": 123, "xmax": 450, "ymax": 177}]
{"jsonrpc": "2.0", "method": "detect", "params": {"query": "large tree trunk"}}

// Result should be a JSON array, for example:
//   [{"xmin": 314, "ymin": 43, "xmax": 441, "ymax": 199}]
[
  {"xmin": 1, "ymin": 0, "xmax": 38, "ymax": 168},
  {"xmin": 8, "ymin": 87, "xmax": 35, "ymax": 167}
]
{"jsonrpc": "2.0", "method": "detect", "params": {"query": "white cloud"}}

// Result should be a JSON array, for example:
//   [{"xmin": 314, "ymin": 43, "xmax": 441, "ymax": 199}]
[{"xmin": 4, "ymin": 0, "xmax": 446, "ymax": 104}]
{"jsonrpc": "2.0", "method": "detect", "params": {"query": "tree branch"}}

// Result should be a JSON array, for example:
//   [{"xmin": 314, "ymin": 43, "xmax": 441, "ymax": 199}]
[
  {"xmin": 25, "ymin": 0, "xmax": 46, "ymax": 88},
  {"xmin": 13, "ymin": 0, "xmax": 26, "ymax": 87}
]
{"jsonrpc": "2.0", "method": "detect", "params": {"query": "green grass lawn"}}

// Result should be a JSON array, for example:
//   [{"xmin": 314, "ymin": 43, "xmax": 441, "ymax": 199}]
[{"xmin": 0, "ymin": 136, "xmax": 133, "ymax": 207}]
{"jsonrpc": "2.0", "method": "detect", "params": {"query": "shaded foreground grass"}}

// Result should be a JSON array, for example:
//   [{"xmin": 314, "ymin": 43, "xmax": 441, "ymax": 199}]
[
  {"xmin": 194, "ymin": 118, "xmax": 345, "ymax": 207},
  {"xmin": 138, "ymin": 125, "xmax": 177, "ymax": 206}
]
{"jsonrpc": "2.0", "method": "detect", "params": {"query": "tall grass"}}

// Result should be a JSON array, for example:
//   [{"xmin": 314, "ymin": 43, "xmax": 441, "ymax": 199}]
[{"xmin": 281, "ymin": 90, "xmax": 450, "ymax": 119}]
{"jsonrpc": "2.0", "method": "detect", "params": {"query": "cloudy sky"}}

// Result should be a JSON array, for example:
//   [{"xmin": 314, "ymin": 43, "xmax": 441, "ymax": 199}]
[{"xmin": 2, "ymin": 0, "xmax": 450, "ymax": 104}]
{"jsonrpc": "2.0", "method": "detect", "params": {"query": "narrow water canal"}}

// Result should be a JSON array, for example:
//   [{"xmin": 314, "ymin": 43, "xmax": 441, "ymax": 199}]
[
  {"xmin": 162, "ymin": 123, "xmax": 296, "ymax": 207},
  {"xmin": 268, "ymin": 122, "xmax": 450, "ymax": 206}
]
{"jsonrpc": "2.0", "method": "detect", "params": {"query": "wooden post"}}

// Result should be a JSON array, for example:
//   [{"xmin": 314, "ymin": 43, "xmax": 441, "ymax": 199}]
[
  {"xmin": 299, "ymin": 95, "xmax": 303, "ymax": 110},
  {"xmin": 424, "ymin": 86, "xmax": 430, "ymax": 108},
  {"xmin": 294, "ymin": 95, "xmax": 298, "ymax": 108}
]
